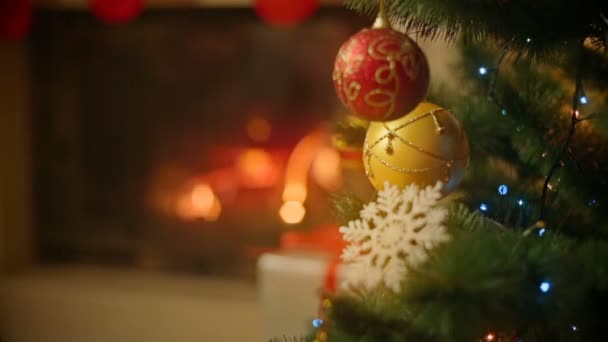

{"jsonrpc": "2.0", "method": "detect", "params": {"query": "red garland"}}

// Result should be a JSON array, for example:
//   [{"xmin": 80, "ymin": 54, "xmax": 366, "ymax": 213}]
[
  {"xmin": 254, "ymin": 0, "xmax": 319, "ymax": 27},
  {"xmin": 0, "ymin": 0, "xmax": 32, "ymax": 41},
  {"xmin": 92, "ymin": 0, "xmax": 143, "ymax": 25}
]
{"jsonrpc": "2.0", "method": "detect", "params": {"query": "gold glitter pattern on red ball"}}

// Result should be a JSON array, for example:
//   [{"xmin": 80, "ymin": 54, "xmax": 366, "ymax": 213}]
[{"xmin": 333, "ymin": 28, "xmax": 430, "ymax": 121}]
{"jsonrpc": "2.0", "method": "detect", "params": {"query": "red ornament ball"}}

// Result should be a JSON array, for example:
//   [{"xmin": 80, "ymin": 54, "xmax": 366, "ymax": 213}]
[
  {"xmin": 255, "ymin": 0, "xmax": 319, "ymax": 27},
  {"xmin": 0, "ymin": 0, "xmax": 32, "ymax": 41},
  {"xmin": 333, "ymin": 28, "xmax": 430, "ymax": 121},
  {"xmin": 92, "ymin": 0, "xmax": 143, "ymax": 25}
]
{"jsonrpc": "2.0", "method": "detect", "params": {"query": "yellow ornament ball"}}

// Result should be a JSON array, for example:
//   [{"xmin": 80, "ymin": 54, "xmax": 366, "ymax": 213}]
[{"xmin": 363, "ymin": 102, "xmax": 470, "ymax": 193}]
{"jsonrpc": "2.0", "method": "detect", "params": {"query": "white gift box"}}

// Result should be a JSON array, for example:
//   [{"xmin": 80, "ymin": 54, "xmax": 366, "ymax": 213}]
[{"xmin": 257, "ymin": 251, "xmax": 348, "ymax": 340}]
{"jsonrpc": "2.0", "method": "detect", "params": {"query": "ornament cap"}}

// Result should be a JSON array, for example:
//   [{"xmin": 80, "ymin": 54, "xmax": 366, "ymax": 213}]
[
  {"xmin": 372, "ymin": 0, "xmax": 391, "ymax": 29},
  {"xmin": 372, "ymin": 15, "xmax": 391, "ymax": 29}
]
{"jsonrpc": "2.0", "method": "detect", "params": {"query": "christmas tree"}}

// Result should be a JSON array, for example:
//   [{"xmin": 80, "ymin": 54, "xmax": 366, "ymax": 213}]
[{"xmin": 313, "ymin": 0, "xmax": 608, "ymax": 341}]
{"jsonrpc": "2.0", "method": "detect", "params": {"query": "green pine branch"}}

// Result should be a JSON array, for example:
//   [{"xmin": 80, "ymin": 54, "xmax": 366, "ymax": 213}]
[
  {"xmin": 319, "ymin": 204, "xmax": 608, "ymax": 341},
  {"xmin": 345, "ymin": 0, "xmax": 607, "ymax": 59}
]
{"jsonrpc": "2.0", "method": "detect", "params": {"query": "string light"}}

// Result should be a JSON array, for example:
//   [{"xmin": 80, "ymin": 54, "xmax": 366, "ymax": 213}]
[
  {"xmin": 538, "ymin": 228, "xmax": 546, "ymax": 237},
  {"xmin": 478, "ymin": 66, "xmax": 488, "ymax": 75},
  {"xmin": 539, "ymin": 43, "xmax": 585, "ymax": 221},
  {"xmin": 501, "ymin": 109, "xmax": 507, "ymax": 116},
  {"xmin": 526, "ymin": 37, "xmax": 532, "ymax": 43},
  {"xmin": 571, "ymin": 325, "xmax": 578, "ymax": 332},
  {"xmin": 539, "ymin": 281, "xmax": 551, "ymax": 293},
  {"xmin": 485, "ymin": 333, "xmax": 495, "ymax": 341},
  {"xmin": 498, "ymin": 184, "xmax": 509, "ymax": 195},
  {"xmin": 517, "ymin": 199, "xmax": 524, "ymax": 206},
  {"xmin": 312, "ymin": 318, "xmax": 324, "ymax": 328},
  {"xmin": 579, "ymin": 96, "xmax": 588, "ymax": 105},
  {"xmin": 589, "ymin": 199, "xmax": 598, "ymax": 207},
  {"xmin": 479, "ymin": 203, "xmax": 488, "ymax": 212}
]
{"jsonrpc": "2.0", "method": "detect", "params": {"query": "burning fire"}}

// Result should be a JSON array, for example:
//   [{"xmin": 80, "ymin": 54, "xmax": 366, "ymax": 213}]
[{"xmin": 148, "ymin": 125, "xmax": 343, "ymax": 225}]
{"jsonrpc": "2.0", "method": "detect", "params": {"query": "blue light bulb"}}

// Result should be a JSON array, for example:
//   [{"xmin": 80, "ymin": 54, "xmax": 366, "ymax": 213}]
[
  {"xmin": 539, "ymin": 281, "xmax": 551, "ymax": 293},
  {"xmin": 538, "ymin": 228, "xmax": 546, "ymax": 237},
  {"xmin": 312, "ymin": 319, "xmax": 323, "ymax": 328},
  {"xmin": 579, "ymin": 96, "xmax": 588, "ymax": 105},
  {"xmin": 479, "ymin": 203, "xmax": 488, "ymax": 212},
  {"xmin": 478, "ymin": 67, "xmax": 488, "ymax": 75},
  {"xmin": 517, "ymin": 199, "xmax": 524, "ymax": 206},
  {"xmin": 498, "ymin": 184, "xmax": 509, "ymax": 195}
]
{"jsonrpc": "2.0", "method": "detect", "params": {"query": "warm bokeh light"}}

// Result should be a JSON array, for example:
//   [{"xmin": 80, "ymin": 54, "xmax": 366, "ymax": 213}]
[
  {"xmin": 146, "ymin": 163, "xmax": 190, "ymax": 215},
  {"xmin": 247, "ymin": 117, "xmax": 272, "ymax": 142},
  {"xmin": 485, "ymin": 333, "xmax": 495, "ymax": 341},
  {"xmin": 176, "ymin": 193, "xmax": 199, "ymax": 221},
  {"xmin": 312, "ymin": 147, "xmax": 342, "ymax": 191},
  {"xmin": 204, "ymin": 196, "xmax": 222, "ymax": 222},
  {"xmin": 203, "ymin": 168, "xmax": 238, "ymax": 202},
  {"xmin": 282, "ymin": 129, "xmax": 327, "ymax": 203},
  {"xmin": 176, "ymin": 183, "xmax": 222, "ymax": 222},
  {"xmin": 282, "ymin": 182, "xmax": 307, "ymax": 203},
  {"xmin": 235, "ymin": 148, "xmax": 279, "ymax": 188},
  {"xmin": 279, "ymin": 201, "xmax": 306, "ymax": 224},
  {"xmin": 191, "ymin": 183, "xmax": 215, "ymax": 213}
]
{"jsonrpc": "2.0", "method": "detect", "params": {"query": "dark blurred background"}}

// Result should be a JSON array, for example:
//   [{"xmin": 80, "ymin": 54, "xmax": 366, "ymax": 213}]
[{"xmin": 30, "ymin": 7, "xmax": 366, "ymax": 275}]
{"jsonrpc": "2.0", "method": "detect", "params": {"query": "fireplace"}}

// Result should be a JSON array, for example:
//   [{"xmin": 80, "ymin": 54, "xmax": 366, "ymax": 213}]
[{"xmin": 28, "ymin": 7, "xmax": 368, "ymax": 276}]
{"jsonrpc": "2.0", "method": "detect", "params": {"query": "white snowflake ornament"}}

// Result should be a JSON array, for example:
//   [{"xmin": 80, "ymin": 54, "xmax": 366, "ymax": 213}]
[{"xmin": 339, "ymin": 181, "xmax": 449, "ymax": 293}]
